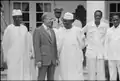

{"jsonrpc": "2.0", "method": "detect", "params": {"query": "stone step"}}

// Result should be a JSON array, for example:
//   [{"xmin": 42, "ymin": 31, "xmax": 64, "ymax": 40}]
[
  {"xmin": 1, "ymin": 69, "xmax": 89, "ymax": 80},
  {"xmin": 1, "ymin": 70, "xmax": 7, "ymax": 80}
]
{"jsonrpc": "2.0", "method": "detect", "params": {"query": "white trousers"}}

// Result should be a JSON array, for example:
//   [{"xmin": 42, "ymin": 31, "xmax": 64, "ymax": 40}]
[
  {"xmin": 87, "ymin": 57, "xmax": 106, "ymax": 80},
  {"xmin": 109, "ymin": 60, "xmax": 120, "ymax": 80}
]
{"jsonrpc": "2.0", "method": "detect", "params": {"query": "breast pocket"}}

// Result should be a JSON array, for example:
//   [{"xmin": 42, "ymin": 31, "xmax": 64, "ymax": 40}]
[{"xmin": 88, "ymin": 30, "xmax": 96, "ymax": 38}]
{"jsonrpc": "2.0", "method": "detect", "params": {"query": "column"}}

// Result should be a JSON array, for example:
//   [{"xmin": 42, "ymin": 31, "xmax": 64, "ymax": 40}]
[{"xmin": 86, "ymin": 1, "xmax": 105, "ymax": 23}]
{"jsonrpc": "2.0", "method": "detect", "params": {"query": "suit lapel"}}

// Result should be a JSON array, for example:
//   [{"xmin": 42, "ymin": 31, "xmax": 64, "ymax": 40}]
[
  {"xmin": 50, "ymin": 29, "xmax": 55, "ymax": 43},
  {"xmin": 41, "ymin": 26, "xmax": 52, "ymax": 44}
]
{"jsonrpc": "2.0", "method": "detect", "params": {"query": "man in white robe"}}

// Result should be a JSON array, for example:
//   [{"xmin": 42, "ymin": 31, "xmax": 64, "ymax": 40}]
[
  {"xmin": 104, "ymin": 14, "xmax": 120, "ymax": 80},
  {"xmin": 57, "ymin": 12, "xmax": 85, "ymax": 80},
  {"xmin": 2, "ymin": 9, "xmax": 31, "ymax": 80},
  {"xmin": 83, "ymin": 10, "xmax": 109, "ymax": 80}
]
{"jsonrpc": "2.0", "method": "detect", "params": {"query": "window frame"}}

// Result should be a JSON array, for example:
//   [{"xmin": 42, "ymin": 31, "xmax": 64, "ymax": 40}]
[{"xmin": 108, "ymin": 1, "xmax": 120, "ymax": 27}]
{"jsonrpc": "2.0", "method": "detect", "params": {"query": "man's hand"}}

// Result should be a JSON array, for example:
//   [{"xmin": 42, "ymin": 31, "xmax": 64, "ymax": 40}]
[
  {"xmin": 36, "ymin": 61, "xmax": 42, "ymax": 67},
  {"xmin": 30, "ymin": 55, "xmax": 34, "ymax": 60}
]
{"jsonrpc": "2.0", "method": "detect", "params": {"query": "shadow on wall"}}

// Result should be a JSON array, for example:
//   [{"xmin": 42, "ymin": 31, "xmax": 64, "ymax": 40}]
[{"xmin": 75, "ymin": 4, "xmax": 86, "ymax": 27}]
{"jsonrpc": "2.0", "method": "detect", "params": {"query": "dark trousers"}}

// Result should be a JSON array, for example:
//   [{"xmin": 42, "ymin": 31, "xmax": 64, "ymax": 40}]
[
  {"xmin": 83, "ymin": 47, "xmax": 86, "ymax": 67},
  {"xmin": 38, "ymin": 63, "xmax": 55, "ymax": 81},
  {"xmin": 105, "ymin": 60, "xmax": 110, "ymax": 81}
]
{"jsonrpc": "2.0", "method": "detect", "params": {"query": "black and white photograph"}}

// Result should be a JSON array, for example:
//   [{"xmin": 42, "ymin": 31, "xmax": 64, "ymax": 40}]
[{"xmin": 0, "ymin": 0, "xmax": 120, "ymax": 81}]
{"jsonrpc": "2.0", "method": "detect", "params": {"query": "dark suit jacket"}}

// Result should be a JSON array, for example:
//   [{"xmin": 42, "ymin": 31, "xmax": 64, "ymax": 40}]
[{"xmin": 33, "ymin": 25, "xmax": 58, "ymax": 66}]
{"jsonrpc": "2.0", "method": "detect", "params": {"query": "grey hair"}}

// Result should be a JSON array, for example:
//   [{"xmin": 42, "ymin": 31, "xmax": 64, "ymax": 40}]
[{"xmin": 41, "ymin": 12, "xmax": 54, "ymax": 22}]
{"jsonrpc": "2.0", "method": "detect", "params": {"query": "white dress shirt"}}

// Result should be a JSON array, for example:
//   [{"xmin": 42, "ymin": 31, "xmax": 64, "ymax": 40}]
[
  {"xmin": 53, "ymin": 18, "xmax": 63, "ymax": 28},
  {"xmin": 43, "ymin": 24, "xmax": 51, "ymax": 37},
  {"xmin": 83, "ymin": 20, "xmax": 109, "ymax": 59}
]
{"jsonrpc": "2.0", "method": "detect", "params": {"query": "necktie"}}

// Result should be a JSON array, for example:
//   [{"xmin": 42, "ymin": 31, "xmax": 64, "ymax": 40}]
[
  {"xmin": 47, "ymin": 28, "xmax": 51, "ymax": 37},
  {"xmin": 58, "ymin": 18, "xmax": 60, "ymax": 24}
]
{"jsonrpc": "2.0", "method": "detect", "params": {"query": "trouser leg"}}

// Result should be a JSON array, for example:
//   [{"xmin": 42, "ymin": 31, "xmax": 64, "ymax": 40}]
[
  {"xmin": 96, "ymin": 59, "xmax": 106, "ymax": 80},
  {"xmin": 47, "ymin": 63, "xmax": 55, "ymax": 80},
  {"xmin": 109, "ymin": 60, "xmax": 117, "ymax": 80},
  {"xmin": 117, "ymin": 60, "xmax": 120, "ymax": 81},
  {"xmin": 87, "ymin": 57, "xmax": 96, "ymax": 81},
  {"xmin": 38, "ymin": 66, "xmax": 48, "ymax": 81},
  {"xmin": 104, "ymin": 60, "xmax": 110, "ymax": 81}
]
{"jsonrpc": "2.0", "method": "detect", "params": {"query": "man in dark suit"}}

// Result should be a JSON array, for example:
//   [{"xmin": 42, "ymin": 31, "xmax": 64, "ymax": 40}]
[{"xmin": 33, "ymin": 12, "xmax": 58, "ymax": 80}]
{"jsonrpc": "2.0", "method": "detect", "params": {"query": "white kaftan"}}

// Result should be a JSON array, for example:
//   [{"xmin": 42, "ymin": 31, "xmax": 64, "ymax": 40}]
[
  {"xmin": 2, "ymin": 24, "xmax": 31, "ymax": 80},
  {"xmin": 57, "ymin": 26, "xmax": 85, "ymax": 80}
]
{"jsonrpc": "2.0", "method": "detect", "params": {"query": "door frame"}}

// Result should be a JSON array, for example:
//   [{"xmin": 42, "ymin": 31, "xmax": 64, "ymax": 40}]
[
  {"xmin": 30, "ymin": 1, "xmax": 54, "ymax": 34},
  {"xmin": 10, "ymin": 1, "xmax": 54, "ymax": 34}
]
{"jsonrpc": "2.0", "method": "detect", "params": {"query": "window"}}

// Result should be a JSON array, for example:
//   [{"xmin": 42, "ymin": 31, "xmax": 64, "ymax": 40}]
[
  {"xmin": 109, "ymin": 2, "xmax": 120, "ymax": 27},
  {"xmin": 13, "ymin": 2, "xmax": 30, "ymax": 31},
  {"xmin": 36, "ymin": 2, "xmax": 51, "ymax": 27}
]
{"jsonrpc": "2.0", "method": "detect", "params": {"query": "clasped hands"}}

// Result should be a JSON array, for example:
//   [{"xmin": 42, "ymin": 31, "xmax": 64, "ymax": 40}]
[{"xmin": 36, "ymin": 59, "xmax": 60, "ymax": 68}]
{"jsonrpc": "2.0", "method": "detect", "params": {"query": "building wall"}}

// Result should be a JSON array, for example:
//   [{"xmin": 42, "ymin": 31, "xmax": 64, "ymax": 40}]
[
  {"xmin": 1, "ymin": 1, "xmax": 11, "ymax": 25},
  {"xmin": 1, "ymin": 1, "xmax": 86, "ymax": 32},
  {"xmin": 1, "ymin": 1, "xmax": 112, "ymax": 32},
  {"xmin": 87, "ymin": 1, "xmax": 106, "ymax": 23},
  {"xmin": 54, "ymin": 1, "xmax": 86, "ymax": 16}
]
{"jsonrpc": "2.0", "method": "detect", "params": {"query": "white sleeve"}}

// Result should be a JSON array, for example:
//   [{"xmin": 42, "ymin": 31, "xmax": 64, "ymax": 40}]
[
  {"xmin": 2, "ymin": 26, "xmax": 11, "ymax": 62},
  {"xmin": 76, "ymin": 28, "xmax": 85, "ymax": 49},
  {"xmin": 27, "ymin": 32, "xmax": 34, "ymax": 58},
  {"xmin": 82, "ymin": 25, "xmax": 88, "ymax": 47},
  {"xmin": 104, "ymin": 28, "xmax": 112, "ymax": 60}
]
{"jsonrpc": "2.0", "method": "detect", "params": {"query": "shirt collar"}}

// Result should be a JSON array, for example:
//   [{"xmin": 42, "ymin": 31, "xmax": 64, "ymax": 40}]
[
  {"xmin": 42, "ymin": 23, "xmax": 48, "ymax": 30},
  {"xmin": 54, "ymin": 17, "xmax": 62, "ymax": 21},
  {"xmin": 112, "ymin": 24, "xmax": 120, "ymax": 30},
  {"xmin": 91, "ymin": 20, "xmax": 103, "ymax": 27}
]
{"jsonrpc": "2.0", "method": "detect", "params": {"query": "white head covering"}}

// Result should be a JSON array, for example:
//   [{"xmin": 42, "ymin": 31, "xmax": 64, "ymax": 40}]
[
  {"xmin": 63, "ymin": 12, "xmax": 73, "ymax": 20},
  {"xmin": 12, "ymin": 9, "xmax": 22, "ymax": 16}
]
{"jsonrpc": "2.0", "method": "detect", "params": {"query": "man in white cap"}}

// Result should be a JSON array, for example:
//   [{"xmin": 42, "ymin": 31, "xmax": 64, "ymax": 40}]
[
  {"xmin": 2, "ymin": 9, "xmax": 31, "ymax": 80},
  {"xmin": 57, "ymin": 12, "xmax": 85, "ymax": 80}
]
